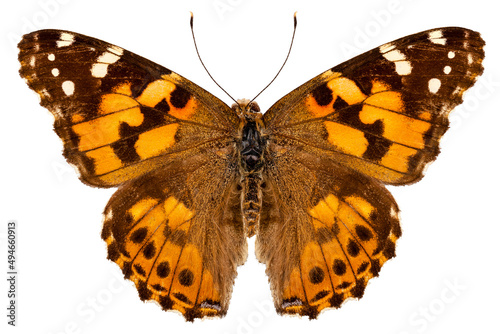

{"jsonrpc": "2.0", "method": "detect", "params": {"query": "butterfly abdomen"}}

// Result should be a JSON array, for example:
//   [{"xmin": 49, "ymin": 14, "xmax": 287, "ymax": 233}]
[{"xmin": 240, "ymin": 173, "xmax": 263, "ymax": 237}]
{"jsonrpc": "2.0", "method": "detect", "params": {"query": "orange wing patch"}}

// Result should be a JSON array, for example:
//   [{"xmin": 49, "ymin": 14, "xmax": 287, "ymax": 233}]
[
  {"xmin": 323, "ymin": 122, "xmax": 368, "ymax": 157},
  {"xmin": 264, "ymin": 28, "xmax": 484, "ymax": 186},
  {"xmin": 102, "ymin": 193, "xmax": 226, "ymax": 320},
  {"xmin": 260, "ymin": 161, "xmax": 403, "ymax": 319},
  {"xmin": 18, "ymin": 29, "xmax": 239, "ymax": 188},
  {"xmin": 135, "ymin": 75, "xmax": 198, "ymax": 120},
  {"xmin": 70, "ymin": 79, "xmax": 195, "ymax": 182},
  {"xmin": 306, "ymin": 74, "xmax": 434, "ymax": 177},
  {"xmin": 278, "ymin": 192, "xmax": 401, "ymax": 317}
]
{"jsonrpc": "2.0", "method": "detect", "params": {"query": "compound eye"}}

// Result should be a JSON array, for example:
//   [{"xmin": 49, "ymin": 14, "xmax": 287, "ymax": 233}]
[{"xmin": 248, "ymin": 101, "xmax": 261, "ymax": 113}]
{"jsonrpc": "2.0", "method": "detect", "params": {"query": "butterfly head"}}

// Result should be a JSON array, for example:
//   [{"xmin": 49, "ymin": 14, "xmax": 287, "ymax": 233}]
[{"xmin": 232, "ymin": 98, "xmax": 261, "ymax": 116}]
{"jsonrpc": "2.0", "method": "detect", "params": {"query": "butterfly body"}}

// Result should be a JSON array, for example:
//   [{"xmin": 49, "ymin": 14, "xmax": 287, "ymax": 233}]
[
  {"xmin": 234, "ymin": 99, "xmax": 266, "ymax": 237},
  {"xmin": 18, "ymin": 27, "xmax": 484, "ymax": 321}
]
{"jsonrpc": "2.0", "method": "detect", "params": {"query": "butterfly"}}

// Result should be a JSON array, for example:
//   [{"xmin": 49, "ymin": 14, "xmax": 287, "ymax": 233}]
[{"xmin": 18, "ymin": 25, "xmax": 484, "ymax": 321}]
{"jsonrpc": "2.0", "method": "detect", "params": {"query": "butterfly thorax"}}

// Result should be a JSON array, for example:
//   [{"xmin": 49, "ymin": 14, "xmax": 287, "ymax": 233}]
[{"xmin": 232, "ymin": 99, "xmax": 266, "ymax": 237}]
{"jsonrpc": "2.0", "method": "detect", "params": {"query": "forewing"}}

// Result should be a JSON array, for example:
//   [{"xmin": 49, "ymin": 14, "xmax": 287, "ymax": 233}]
[
  {"xmin": 18, "ymin": 29, "xmax": 238, "ymax": 187},
  {"xmin": 263, "ymin": 27, "xmax": 485, "ymax": 185}
]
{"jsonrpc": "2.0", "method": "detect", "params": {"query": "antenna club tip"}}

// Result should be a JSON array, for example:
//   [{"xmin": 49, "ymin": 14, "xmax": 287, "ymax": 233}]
[
  {"xmin": 293, "ymin": 11, "xmax": 297, "ymax": 26},
  {"xmin": 190, "ymin": 11, "xmax": 194, "ymax": 27}
]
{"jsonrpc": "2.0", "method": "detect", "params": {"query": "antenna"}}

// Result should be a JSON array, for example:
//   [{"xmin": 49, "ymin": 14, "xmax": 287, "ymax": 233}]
[
  {"xmin": 190, "ymin": 12, "xmax": 239, "ymax": 106},
  {"xmin": 249, "ymin": 12, "xmax": 298, "ymax": 104}
]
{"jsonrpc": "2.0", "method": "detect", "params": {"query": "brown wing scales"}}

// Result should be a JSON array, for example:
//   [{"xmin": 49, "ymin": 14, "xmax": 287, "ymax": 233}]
[
  {"xmin": 18, "ymin": 27, "xmax": 486, "ymax": 321},
  {"xmin": 101, "ymin": 147, "xmax": 247, "ymax": 321},
  {"xmin": 257, "ymin": 145, "xmax": 400, "ymax": 318},
  {"xmin": 258, "ymin": 27, "xmax": 484, "ymax": 318},
  {"xmin": 263, "ymin": 27, "xmax": 485, "ymax": 185},
  {"xmin": 18, "ymin": 29, "xmax": 238, "ymax": 187},
  {"xmin": 18, "ymin": 29, "xmax": 246, "ymax": 321}
]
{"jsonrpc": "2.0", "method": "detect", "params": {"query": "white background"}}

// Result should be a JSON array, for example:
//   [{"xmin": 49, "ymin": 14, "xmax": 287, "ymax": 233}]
[{"xmin": 1, "ymin": 0, "xmax": 499, "ymax": 333}]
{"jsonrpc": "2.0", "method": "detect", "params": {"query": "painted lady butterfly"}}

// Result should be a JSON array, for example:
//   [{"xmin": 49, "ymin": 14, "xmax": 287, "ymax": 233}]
[{"xmin": 18, "ymin": 20, "xmax": 484, "ymax": 320}]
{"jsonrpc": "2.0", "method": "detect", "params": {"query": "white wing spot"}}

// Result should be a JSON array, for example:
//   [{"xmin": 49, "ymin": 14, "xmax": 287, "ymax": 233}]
[
  {"xmin": 395, "ymin": 61, "xmax": 412, "ymax": 75},
  {"xmin": 51, "ymin": 68, "xmax": 60, "ymax": 77},
  {"xmin": 91, "ymin": 50, "xmax": 122, "ymax": 78},
  {"xmin": 467, "ymin": 53, "xmax": 474, "ymax": 64},
  {"xmin": 107, "ymin": 45, "xmax": 124, "ymax": 56},
  {"xmin": 29, "ymin": 56, "xmax": 36, "ymax": 67},
  {"xmin": 429, "ymin": 30, "xmax": 446, "ymax": 45},
  {"xmin": 51, "ymin": 106, "xmax": 63, "ymax": 118},
  {"xmin": 443, "ymin": 66, "xmax": 452, "ymax": 74},
  {"xmin": 452, "ymin": 86, "xmax": 462, "ymax": 95},
  {"xmin": 91, "ymin": 63, "xmax": 108, "ymax": 78},
  {"xmin": 57, "ymin": 32, "xmax": 75, "ymax": 48},
  {"xmin": 48, "ymin": 53, "xmax": 55, "ymax": 61},
  {"xmin": 379, "ymin": 42, "xmax": 396, "ymax": 54},
  {"xmin": 40, "ymin": 88, "xmax": 50, "ymax": 98},
  {"xmin": 429, "ymin": 30, "xmax": 442, "ymax": 38},
  {"xmin": 428, "ymin": 78, "xmax": 441, "ymax": 94},
  {"xmin": 390, "ymin": 206, "xmax": 398, "ymax": 219},
  {"xmin": 448, "ymin": 51, "xmax": 456, "ymax": 59},
  {"xmin": 383, "ymin": 49, "xmax": 406, "ymax": 61},
  {"xmin": 383, "ymin": 49, "xmax": 412, "ymax": 75},
  {"xmin": 104, "ymin": 209, "xmax": 113, "ymax": 222},
  {"xmin": 62, "ymin": 80, "xmax": 75, "ymax": 96},
  {"xmin": 98, "ymin": 51, "xmax": 121, "ymax": 64}
]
